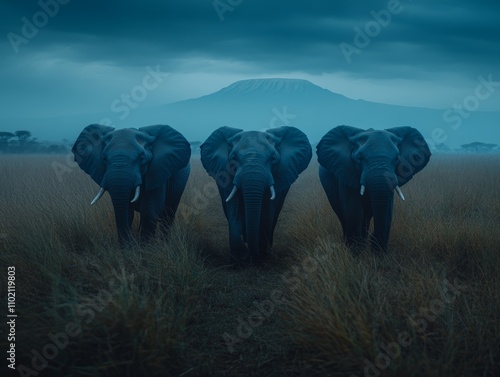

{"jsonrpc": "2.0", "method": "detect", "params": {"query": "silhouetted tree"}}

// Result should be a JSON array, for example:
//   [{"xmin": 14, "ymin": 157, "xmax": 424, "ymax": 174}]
[
  {"xmin": 15, "ymin": 130, "xmax": 32, "ymax": 150},
  {"xmin": 0, "ymin": 132, "xmax": 15, "ymax": 152},
  {"xmin": 435, "ymin": 143, "xmax": 451, "ymax": 153}
]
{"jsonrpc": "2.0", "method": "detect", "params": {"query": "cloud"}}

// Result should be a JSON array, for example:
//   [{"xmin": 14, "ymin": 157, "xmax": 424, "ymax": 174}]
[{"xmin": 0, "ymin": 0, "xmax": 499, "ymax": 121}]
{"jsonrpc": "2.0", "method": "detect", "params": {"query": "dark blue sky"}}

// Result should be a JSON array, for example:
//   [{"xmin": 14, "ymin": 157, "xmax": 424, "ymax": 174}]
[{"xmin": 1, "ymin": 0, "xmax": 499, "ymax": 119}]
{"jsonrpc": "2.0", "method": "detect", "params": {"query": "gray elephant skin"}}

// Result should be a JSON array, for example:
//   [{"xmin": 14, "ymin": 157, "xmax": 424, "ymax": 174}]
[
  {"xmin": 201, "ymin": 126, "xmax": 312, "ymax": 266},
  {"xmin": 72, "ymin": 124, "xmax": 191, "ymax": 246},
  {"xmin": 317, "ymin": 126, "xmax": 431, "ymax": 253}
]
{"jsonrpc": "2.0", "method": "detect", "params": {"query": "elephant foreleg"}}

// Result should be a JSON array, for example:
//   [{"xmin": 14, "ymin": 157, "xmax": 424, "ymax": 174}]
[
  {"xmin": 128, "ymin": 207, "xmax": 135, "ymax": 229},
  {"xmin": 160, "ymin": 164, "xmax": 190, "ymax": 229},
  {"xmin": 258, "ymin": 188, "xmax": 288, "ymax": 262},
  {"xmin": 227, "ymin": 198, "xmax": 249, "ymax": 267},
  {"xmin": 341, "ymin": 188, "xmax": 366, "ymax": 250},
  {"xmin": 140, "ymin": 186, "xmax": 166, "ymax": 242}
]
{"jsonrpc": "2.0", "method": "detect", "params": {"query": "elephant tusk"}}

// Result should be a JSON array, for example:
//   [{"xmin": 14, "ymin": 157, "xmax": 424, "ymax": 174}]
[
  {"xmin": 131, "ymin": 186, "xmax": 141, "ymax": 203},
  {"xmin": 90, "ymin": 187, "xmax": 105, "ymax": 205},
  {"xmin": 226, "ymin": 186, "xmax": 238, "ymax": 202},
  {"xmin": 395, "ymin": 186, "xmax": 405, "ymax": 201},
  {"xmin": 270, "ymin": 185, "xmax": 276, "ymax": 200},
  {"xmin": 360, "ymin": 185, "xmax": 365, "ymax": 196}
]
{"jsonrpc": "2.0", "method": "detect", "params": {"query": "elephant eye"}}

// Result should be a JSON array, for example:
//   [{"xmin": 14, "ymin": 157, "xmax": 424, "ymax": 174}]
[
  {"xmin": 270, "ymin": 154, "xmax": 279, "ymax": 164},
  {"xmin": 102, "ymin": 155, "xmax": 108, "ymax": 164}
]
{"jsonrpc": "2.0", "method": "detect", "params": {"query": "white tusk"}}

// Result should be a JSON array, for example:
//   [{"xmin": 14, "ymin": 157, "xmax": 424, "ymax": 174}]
[
  {"xmin": 360, "ymin": 185, "xmax": 365, "ymax": 196},
  {"xmin": 131, "ymin": 186, "xmax": 141, "ymax": 203},
  {"xmin": 90, "ymin": 187, "xmax": 105, "ymax": 205},
  {"xmin": 226, "ymin": 186, "xmax": 238, "ymax": 202},
  {"xmin": 395, "ymin": 186, "xmax": 405, "ymax": 201},
  {"xmin": 270, "ymin": 186, "xmax": 276, "ymax": 200}
]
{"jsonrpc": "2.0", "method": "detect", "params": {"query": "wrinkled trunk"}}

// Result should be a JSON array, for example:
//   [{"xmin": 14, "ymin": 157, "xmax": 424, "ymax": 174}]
[
  {"xmin": 105, "ymin": 172, "xmax": 135, "ymax": 246},
  {"xmin": 367, "ymin": 175, "xmax": 394, "ymax": 253},
  {"xmin": 242, "ymin": 176, "xmax": 266, "ymax": 263}
]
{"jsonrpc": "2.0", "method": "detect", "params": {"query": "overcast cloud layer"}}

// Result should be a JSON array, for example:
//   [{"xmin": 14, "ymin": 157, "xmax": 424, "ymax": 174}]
[{"xmin": 1, "ymin": 0, "xmax": 499, "ymax": 125}]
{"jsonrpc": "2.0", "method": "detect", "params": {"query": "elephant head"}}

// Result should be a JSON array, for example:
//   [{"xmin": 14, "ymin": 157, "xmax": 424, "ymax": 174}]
[
  {"xmin": 201, "ymin": 126, "xmax": 312, "ymax": 265},
  {"xmin": 317, "ymin": 125, "xmax": 431, "ymax": 251},
  {"xmin": 72, "ymin": 124, "xmax": 191, "ymax": 244}
]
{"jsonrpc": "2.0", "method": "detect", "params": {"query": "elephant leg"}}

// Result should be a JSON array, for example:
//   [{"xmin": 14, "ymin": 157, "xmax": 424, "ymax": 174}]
[
  {"xmin": 226, "ymin": 197, "xmax": 249, "ymax": 267},
  {"xmin": 319, "ymin": 167, "xmax": 345, "ymax": 226},
  {"xmin": 160, "ymin": 164, "xmax": 190, "ymax": 229},
  {"xmin": 361, "ymin": 197, "xmax": 372, "ymax": 240},
  {"xmin": 128, "ymin": 207, "xmax": 135, "ymax": 229},
  {"xmin": 340, "ymin": 187, "xmax": 366, "ymax": 250},
  {"xmin": 258, "ymin": 188, "xmax": 289, "ymax": 262},
  {"xmin": 258, "ymin": 196, "xmax": 273, "ymax": 264},
  {"xmin": 140, "ymin": 185, "xmax": 166, "ymax": 242}
]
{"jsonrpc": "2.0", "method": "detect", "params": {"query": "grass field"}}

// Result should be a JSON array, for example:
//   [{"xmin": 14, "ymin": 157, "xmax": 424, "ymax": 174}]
[{"xmin": 1, "ymin": 154, "xmax": 499, "ymax": 376}]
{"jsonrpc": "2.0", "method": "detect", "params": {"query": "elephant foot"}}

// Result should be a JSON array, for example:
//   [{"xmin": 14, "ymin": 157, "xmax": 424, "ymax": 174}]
[
  {"xmin": 369, "ymin": 235, "xmax": 387, "ymax": 254},
  {"xmin": 229, "ymin": 246, "xmax": 252, "ymax": 268},
  {"xmin": 344, "ymin": 235, "xmax": 366, "ymax": 253}
]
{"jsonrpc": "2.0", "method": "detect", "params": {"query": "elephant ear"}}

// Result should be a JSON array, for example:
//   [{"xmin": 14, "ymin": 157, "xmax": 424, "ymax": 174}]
[
  {"xmin": 316, "ymin": 125, "xmax": 364, "ymax": 189},
  {"xmin": 386, "ymin": 126, "xmax": 431, "ymax": 186},
  {"xmin": 266, "ymin": 126, "xmax": 312, "ymax": 192},
  {"xmin": 139, "ymin": 125, "xmax": 191, "ymax": 191},
  {"xmin": 200, "ymin": 127, "xmax": 243, "ymax": 186},
  {"xmin": 72, "ymin": 124, "xmax": 115, "ymax": 186}
]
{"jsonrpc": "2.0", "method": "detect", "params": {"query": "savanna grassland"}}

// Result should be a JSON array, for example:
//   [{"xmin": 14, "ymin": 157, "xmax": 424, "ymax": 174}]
[{"xmin": 1, "ymin": 154, "xmax": 499, "ymax": 377}]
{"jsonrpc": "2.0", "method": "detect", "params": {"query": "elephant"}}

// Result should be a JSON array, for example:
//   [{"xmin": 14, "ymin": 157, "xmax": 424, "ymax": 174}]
[
  {"xmin": 200, "ymin": 126, "xmax": 312, "ymax": 266},
  {"xmin": 72, "ymin": 124, "xmax": 191, "ymax": 246},
  {"xmin": 316, "ymin": 125, "xmax": 431, "ymax": 253}
]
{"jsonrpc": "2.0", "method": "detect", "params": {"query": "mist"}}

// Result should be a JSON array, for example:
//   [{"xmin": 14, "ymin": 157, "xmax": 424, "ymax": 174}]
[{"xmin": 0, "ymin": 0, "xmax": 499, "ymax": 149}]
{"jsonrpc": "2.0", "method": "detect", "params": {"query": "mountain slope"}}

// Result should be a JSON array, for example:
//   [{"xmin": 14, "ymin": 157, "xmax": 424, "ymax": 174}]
[{"xmin": 2, "ymin": 78, "xmax": 499, "ymax": 148}]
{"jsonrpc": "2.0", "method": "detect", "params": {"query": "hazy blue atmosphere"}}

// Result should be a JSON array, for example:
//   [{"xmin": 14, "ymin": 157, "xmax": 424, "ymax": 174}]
[{"xmin": 1, "ymin": 0, "xmax": 499, "ymax": 148}]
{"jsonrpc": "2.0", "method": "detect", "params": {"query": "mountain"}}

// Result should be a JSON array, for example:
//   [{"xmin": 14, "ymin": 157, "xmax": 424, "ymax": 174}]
[
  {"xmin": 161, "ymin": 78, "xmax": 500, "ymax": 148},
  {"xmin": 2, "ymin": 78, "xmax": 499, "ymax": 148}
]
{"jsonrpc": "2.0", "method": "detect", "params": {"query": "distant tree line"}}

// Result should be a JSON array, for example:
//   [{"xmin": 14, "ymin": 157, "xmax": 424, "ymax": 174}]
[
  {"xmin": 432, "ymin": 142, "xmax": 499, "ymax": 154},
  {"xmin": 1, "ymin": 130, "xmax": 498, "ymax": 155},
  {"xmin": 0, "ymin": 130, "xmax": 69, "ymax": 154}
]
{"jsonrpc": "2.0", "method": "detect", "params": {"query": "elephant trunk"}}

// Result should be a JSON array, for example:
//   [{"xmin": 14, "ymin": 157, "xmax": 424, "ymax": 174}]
[
  {"xmin": 241, "ymin": 174, "xmax": 267, "ymax": 263},
  {"xmin": 367, "ymin": 174, "xmax": 395, "ymax": 252},
  {"xmin": 104, "ymin": 170, "xmax": 137, "ymax": 246}
]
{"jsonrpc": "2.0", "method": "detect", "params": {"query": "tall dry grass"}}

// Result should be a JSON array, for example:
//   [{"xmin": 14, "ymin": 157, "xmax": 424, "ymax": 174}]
[
  {"xmin": 0, "ymin": 154, "xmax": 499, "ymax": 376},
  {"xmin": 280, "ymin": 155, "xmax": 500, "ymax": 376}
]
